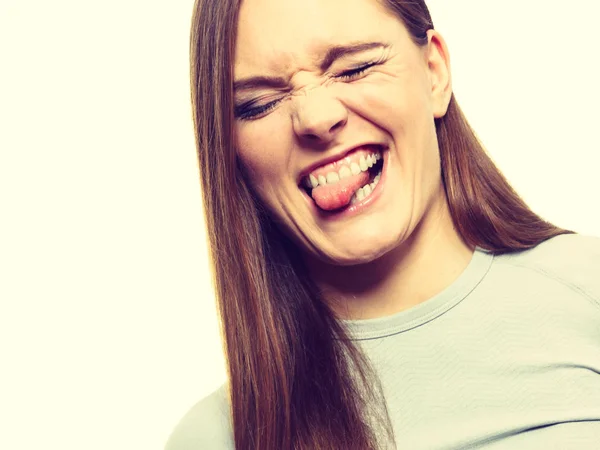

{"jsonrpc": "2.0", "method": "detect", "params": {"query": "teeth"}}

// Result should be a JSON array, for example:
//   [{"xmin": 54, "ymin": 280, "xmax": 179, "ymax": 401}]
[
  {"xmin": 359, "ymin": 156, "xmax": 368, "ymax": 171},
  {"xmin": 339, "ymin": 166, "xmax": 351, "ymax": 179},
  {"xmin": 305, "ymin": 151, "xmax": 383, "ymax": 189},
  {"xmin": 349, "ymin": 169, "xmax": 382, "ymax": 205},
  {"xmin": 326, "ymin": 172, "xmax": 340, "ymax": 184}
]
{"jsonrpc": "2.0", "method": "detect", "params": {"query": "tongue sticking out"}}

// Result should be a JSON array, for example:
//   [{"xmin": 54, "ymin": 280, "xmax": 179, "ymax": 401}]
[{"xmin": 310, "ymin": 170, "xmax": 371, "ymax": 211}]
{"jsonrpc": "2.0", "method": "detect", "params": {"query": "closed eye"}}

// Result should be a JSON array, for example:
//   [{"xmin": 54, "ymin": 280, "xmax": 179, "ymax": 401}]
[
  {"xmin": 336, "ymin": 62, "xmax": 378, "ymax": 81},
  {"xmin": 234, "ymin": 98, "xmax": 283, "ymax": 121}
]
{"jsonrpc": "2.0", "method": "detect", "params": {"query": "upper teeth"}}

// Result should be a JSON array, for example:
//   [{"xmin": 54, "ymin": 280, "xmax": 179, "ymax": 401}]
[{"xmin": 305, "ymin": 152, "xmax": 381, "ymax": 189}]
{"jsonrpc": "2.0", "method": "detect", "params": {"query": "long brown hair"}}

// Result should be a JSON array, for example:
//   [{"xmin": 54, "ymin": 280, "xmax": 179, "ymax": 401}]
[{"xmin": 189, "ymin": 1, "xmax": 575, "ymax": 448}]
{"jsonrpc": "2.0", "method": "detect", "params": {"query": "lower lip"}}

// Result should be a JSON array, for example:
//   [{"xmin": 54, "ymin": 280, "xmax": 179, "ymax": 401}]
[{"xmin": 303, "ymin": 152, "xmax": 388, "ymax": 219}]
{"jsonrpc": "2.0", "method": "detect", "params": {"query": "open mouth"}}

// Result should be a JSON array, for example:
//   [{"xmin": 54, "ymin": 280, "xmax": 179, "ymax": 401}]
[{"xmin": 301, "ymin": 148, "xmax": 385, "ymax": 212}]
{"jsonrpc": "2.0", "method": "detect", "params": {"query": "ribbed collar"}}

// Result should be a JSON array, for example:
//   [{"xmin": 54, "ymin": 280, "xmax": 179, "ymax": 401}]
[{"xmin": 343, "ymin": 246, "xmax": 495, "ymax": 341}]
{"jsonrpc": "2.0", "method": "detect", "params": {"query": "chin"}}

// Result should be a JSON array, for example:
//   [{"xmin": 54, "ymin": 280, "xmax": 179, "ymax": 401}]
[{"xmin": 313, "ymin": 237, "xmax": 398, "ymax": 267}]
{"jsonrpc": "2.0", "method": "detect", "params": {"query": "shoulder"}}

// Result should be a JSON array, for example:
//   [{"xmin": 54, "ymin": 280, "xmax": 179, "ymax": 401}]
[
  {"xmin": 496, "ymin": 232, "xmax": 600, "ymax": 269},
  {"xmin": 495, "ymin": 233, "xmax": 600, "ymax": 305},
  {"xmin": 165, "ymin": 384, "xmax": 234, "ymax": 450}
]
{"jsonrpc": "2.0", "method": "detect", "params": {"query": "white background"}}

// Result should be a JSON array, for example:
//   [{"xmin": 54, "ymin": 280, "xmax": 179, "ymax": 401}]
[{"xmin": 1, "ymin": 1, "xmax": 598, "ymax": 449}]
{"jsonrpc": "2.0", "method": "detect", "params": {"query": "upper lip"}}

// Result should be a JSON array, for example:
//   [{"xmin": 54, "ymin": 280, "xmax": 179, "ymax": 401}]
[{"xmin": 297, "ymin": 142, "xmax": 385, "ymax": 184}]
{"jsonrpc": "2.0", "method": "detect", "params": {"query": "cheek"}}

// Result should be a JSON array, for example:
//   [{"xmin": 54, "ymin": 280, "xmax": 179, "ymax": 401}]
[
  {"xmin": 235, "ymin": 122, "xmax": 297, "ymax": 209},
  {"xmin": 235, "ymin": 123, "xmax": 289, "ymax": 180},
  {"xmin": 341, "ymin": 76, "xmax": 430, "ymax": 135}
]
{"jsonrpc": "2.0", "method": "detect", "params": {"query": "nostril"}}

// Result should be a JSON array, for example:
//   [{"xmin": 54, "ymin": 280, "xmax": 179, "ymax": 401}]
[{"xmin": 329, "ymin": 119, "xmax": 346, "ymax": 133}]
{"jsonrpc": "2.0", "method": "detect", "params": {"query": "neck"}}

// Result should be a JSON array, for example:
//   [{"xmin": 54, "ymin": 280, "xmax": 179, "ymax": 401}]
[{"xmin": 305, "ymin": 188, "xmax": 475, "ymax": 320}]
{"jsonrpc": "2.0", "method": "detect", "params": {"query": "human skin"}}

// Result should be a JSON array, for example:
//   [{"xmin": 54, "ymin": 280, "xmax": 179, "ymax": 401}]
[{"xmin": 234, "ymin": 0, "xmax": 474, "ymax": 319}]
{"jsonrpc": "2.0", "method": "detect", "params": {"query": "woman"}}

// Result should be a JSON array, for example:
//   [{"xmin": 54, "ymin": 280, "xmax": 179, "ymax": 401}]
[{"xmin": 167, "ymin": 0, "xmax": 600, "ymax": 448}]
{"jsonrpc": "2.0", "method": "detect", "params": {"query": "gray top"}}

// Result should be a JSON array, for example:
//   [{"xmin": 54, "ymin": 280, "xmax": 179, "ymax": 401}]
[{"xmin": 166, "ymin": 233, "xmax": 600, "ymax": 449}]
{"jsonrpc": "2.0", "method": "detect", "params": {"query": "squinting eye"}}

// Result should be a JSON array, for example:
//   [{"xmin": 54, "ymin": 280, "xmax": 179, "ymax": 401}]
[
  {"xmin": 336, "ymin": 62, "xmax": 377, "ymax": 81},
  {"xmin": 234, "ymin": 98, "xmax": 282, "ymax": 121}
]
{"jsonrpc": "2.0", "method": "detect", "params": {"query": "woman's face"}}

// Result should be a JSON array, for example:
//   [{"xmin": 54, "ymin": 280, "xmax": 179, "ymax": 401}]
[{"xmin": 233, "ymin": 0, "xmax": 452, "ymax": 265}]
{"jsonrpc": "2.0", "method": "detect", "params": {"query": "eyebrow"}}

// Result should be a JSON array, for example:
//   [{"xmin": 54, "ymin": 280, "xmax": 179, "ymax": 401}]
[{"xmin": 233, "ymin": 41, "xmax": 390, "ymax": 93}]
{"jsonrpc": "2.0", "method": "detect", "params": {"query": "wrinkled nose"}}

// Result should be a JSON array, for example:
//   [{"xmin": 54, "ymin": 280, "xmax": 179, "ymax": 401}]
[{"xmin": 292, "ymin": 88, "xmax": 348, "ymax": 144}]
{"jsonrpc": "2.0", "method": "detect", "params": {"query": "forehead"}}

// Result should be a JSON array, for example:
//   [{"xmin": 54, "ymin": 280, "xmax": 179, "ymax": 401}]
[{"xmin": 235, "ymin": 0, "xmax": 402, "ymax": 77}]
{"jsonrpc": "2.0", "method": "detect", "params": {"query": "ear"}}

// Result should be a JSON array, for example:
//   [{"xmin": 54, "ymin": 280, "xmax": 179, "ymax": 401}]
[{"xmin": 425, "ymin": 30, "xmax": 452, "ymax": 118}]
